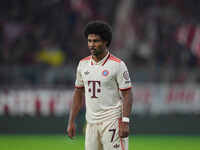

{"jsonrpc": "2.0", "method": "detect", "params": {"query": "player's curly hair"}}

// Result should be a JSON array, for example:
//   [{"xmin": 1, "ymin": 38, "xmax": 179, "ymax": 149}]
[{"xmin": 84, "ymin": 20, "xmax": 112, "ymax": 47}]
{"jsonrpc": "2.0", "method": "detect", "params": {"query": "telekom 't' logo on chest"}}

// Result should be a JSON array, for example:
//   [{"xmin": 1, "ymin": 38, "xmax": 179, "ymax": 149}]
[{"xmin": 88, "ymin": 81, "xmax": 101, "ymax": 98}]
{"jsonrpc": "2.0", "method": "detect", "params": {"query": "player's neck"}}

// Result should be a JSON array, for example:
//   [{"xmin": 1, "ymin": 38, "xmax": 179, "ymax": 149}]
[{"xmin": 92, "ymin": 50, "xmax": 108, "ymax": 62}]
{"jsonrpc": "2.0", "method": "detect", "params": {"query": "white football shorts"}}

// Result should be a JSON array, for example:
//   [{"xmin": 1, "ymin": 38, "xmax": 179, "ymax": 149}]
[{"xmin": 85, "ymin": 118, "xmax": 128, "ymax": 150}]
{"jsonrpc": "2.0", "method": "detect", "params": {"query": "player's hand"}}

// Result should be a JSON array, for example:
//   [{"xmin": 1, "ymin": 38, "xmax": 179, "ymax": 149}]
[
  {"xmin": 119, "ymin": 122, "xmax": 129, "ymax": 138},
  {"xmin": 67, "ymin": 122, "xmax": 76, "ymax": 139}
]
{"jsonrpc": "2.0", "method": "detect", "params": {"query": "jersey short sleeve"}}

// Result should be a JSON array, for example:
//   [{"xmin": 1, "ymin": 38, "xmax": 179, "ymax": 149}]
[
  {"xmin": 116, "ymin": 61, "xmax": 132, "ymax": 90},
  {"xmin": 75, "ymin": 62, "xmax": 84, "ymax": 88}
]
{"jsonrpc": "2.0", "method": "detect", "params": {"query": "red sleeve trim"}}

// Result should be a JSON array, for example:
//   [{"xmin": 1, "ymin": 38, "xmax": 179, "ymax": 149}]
[
  {"xmin": 75, "ymin": 86, "xmax": 84, "ymax": 89},
  {"xmin": 119, "ymin": 86, "xmax": 132, "ymax": 91},
  {"xmin": 109, "ymin": 55, "xmax": 121, "ymax": 63}
]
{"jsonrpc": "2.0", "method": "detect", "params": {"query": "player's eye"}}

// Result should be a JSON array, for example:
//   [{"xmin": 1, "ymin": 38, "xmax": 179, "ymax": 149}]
[
  {"xmin": 94, "ymin": 39, "xmax": 100, "ymax": 43},
  {"xmin": 88, "ymin": 39, "xmax": 101, "ymax": 43}
]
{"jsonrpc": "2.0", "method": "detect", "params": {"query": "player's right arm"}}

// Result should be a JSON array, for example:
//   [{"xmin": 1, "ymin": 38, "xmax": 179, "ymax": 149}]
[
  {"xmin": 67, "ymin": 87, "xmax": 84, "ymax": 139},
  {"xmin": 67, "ymin": 61, "xmax": 84, "ymax": 139}
]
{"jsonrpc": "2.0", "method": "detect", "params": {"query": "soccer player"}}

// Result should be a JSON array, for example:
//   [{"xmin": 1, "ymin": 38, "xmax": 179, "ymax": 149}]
[{"xmin": 67, "ymin": 20, "xmax": 133, "ymax": 150}]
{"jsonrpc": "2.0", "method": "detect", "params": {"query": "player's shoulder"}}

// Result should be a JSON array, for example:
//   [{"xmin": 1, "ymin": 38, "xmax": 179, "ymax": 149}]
[
  {"xmin": 109, "ymin": 54, "xmax": 122, "ymax": 63},
  {"xmin": 79, "ymin": 56, "xmax": 91, "ymax": 65},
  {"xmin": 78, "ymin": 56, "xmax": 91, "ymax": 69}
]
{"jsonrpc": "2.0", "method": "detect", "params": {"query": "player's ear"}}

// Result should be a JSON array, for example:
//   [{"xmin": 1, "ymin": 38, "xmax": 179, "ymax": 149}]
[{"xmin": 104, "ymin": 41, "xmax": 108, "ymax": 47}]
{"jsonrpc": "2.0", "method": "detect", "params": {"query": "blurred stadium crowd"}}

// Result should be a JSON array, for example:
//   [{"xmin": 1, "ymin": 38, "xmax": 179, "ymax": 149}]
[{"xmin": 0, "ymin": 0, "xmax": 200, "ymax": 87}]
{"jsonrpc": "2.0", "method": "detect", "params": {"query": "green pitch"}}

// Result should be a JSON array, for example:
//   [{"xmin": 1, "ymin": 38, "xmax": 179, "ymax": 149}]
[{"xmin": 0, "ymin": 135, "xmax": 200, "ymax": 150}]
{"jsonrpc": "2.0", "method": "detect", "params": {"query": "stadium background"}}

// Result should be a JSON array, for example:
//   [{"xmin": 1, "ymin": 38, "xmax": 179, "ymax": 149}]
[{"xmin": 0, "ymin": 0, "xmax": 200, "ymax": 150}]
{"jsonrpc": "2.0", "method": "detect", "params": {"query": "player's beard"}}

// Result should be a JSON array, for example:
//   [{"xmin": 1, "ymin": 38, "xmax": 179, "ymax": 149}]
[{"xmin": 90, "ymin": 48, "xmax": 104, "ymax": 57}]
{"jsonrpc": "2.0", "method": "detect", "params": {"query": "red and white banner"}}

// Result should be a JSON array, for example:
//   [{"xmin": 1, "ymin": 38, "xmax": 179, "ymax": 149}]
[
  {"xmin": 133, "ymin": 84, "xmax": 200, "ymax": 114},
  {"xmin": 0, "ymin": 85, "xmax": 200, "ymax": 116},
  {"xmin": 175, "ymin": 24, "xmax": 200, "ymax": 58},
  {"xmin": 0, "ymin": 89, "xmax": 73, "ymax": 116}
]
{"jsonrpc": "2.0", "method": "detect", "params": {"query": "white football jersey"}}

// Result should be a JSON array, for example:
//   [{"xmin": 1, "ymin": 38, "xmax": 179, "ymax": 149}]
[{"xmin": 75, "ymin": 52, "xmax": 132, "ymax": 123}]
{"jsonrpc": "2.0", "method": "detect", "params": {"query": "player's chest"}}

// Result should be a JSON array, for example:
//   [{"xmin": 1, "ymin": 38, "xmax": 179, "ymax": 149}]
[{"xmin": 81, "ymin": 65, "xmax": 115, "ymax": 84}]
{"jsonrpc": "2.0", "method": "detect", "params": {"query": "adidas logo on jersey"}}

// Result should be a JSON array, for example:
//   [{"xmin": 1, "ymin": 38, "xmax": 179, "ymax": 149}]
[
  {"xmin": 113, "ymin": 143, "xmax": 120, "ymax": 149},
  {"xmin": 84, "ymin": 71, "xmax": 90, "ymax": 75}
]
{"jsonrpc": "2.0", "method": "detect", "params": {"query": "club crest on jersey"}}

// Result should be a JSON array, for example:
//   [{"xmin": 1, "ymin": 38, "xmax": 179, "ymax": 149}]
[
  {"xmin": 102, "ymin": 70, "xmax": 109, "ymax": 77},
  {"xmin": 123, "ymin": 71, "xmax": 130, "ymax": 80}
]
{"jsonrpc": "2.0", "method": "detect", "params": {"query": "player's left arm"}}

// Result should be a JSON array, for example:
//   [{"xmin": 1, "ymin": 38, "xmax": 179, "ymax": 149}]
[
  {"xmin": 119, "ymin": 88, "xmax": 133, "ymax": 138},
  {"xmin": 116, "ymin": 61, "xmax": 133, "ymax": 138}
]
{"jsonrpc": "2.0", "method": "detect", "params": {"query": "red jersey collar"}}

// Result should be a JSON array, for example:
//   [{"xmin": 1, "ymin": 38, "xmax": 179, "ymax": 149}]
[{"xmin": 90, "ymin": 52, "xmax": 110, "ymax": 66}]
